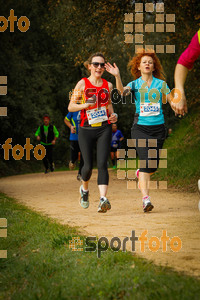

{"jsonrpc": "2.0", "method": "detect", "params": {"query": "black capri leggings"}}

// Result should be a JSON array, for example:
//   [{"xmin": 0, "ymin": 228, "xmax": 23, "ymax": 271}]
[
  {"xmin": 70, "ymin": 140, "xmax": 84, "ymax": 175},
  {"xmin": 131, "ymin": 123, "xmax": 166, "ymax": 173},
  {"xmin": 78, "ymin": 124, "xmax": 112, "ymax": 185}
]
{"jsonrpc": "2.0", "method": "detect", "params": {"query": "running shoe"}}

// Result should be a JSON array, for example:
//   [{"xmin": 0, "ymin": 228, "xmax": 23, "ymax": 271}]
[
  {"xmin": 198, "ymin": 179, "xmax": 200, "ymax": 194},
  {"xmin": 69, "ymin": 161, "xmax": 75, "ymax": 170},
  {"xmin": 112, "ymin": 165, "xmax": 117, "ymax": 170},
  {"xmin": 143, "ymin": 196, "xmax": 154, "ymax": 213},
  {"xmin": 97, "ymin": 197, "xmax": 111, "ymax": 213},
  {"xmin": 77, "ymin": 174, "xmax": 82, "ymax": 181},
  {"xmin": 79, "ymin": 185, "xmax": 89, "ymax": 209},
  {"xmin": 44, "ymin": 169, "xmax": 49, "ymax": 174}
]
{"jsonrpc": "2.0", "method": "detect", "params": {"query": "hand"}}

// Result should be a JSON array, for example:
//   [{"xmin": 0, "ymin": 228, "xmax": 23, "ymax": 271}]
[
  {"xmin": 36, "ymin": 136, "xmax": 40, "ymax": 141},
  {"xmin": 71, "ymin": 126, "xmax": 76, "ymax": 134},
  {"xmin": 52, "ymin": 140, "xmax": 56, "ymax": 145},
  {"xmin": 171, "ymin": 90, "xmax": 188, "ymax": 116},
  {"xmin": 105, "ymin": 62, "xmax": 120, "ymax": 77},
  {"xmin": 85, "ymin": 95, "xmax": 96, "ymax": 109},
  {"xmin": 85, "ymin": 101, "xmax": 96, "ymax": 109},
  {"xmin": 109, "ymin": 113, "xmax": 118, "ymax": 123}
]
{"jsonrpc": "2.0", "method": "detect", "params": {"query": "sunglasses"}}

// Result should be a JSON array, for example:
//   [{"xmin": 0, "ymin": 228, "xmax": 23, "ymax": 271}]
[{"xmin": 91, "ymin": 62, "xmax": 105, "ymax": 68}]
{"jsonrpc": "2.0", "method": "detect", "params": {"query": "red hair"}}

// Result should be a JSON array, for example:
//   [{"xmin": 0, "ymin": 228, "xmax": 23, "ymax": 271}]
[{"xmin": 128, "ymin": 49, "xmax": 166, "ymax": 81}]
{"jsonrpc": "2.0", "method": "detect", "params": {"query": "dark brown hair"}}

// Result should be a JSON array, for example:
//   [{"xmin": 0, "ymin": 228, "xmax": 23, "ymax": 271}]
[{"xmin": 84, "ymin": 52, "xmax": 105, "ymax": 70}]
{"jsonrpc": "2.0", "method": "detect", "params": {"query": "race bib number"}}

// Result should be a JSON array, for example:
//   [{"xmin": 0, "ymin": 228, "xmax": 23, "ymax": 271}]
[
  {"xmin": 140, "ymin": 103, "xmax": 160, "ymax": 117},
  {"xmin": 86, "ymin": 106, "xmax": 108, "ymax": 125}
]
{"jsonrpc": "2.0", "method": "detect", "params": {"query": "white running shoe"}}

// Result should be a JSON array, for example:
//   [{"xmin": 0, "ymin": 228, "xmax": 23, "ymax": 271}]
[
  {"xmin": 79, "ymin": 185, "xmax": 89, "ymax": 209},
  {"xmin": 143, "ymin": 196, "xmax": 154, "ymax": 213},
  {"xmin": 198, "ymin": 179, "xmax": 200, "ymax": 194},
  {"xmin": 98, "ymin": 197, "xmax": 111, "ymax": 213}
]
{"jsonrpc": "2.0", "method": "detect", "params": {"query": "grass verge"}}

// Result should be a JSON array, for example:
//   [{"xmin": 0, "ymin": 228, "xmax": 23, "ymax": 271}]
[{"xmin": 0, "ymin": 193, "xmax": 200, "ymax": 300}]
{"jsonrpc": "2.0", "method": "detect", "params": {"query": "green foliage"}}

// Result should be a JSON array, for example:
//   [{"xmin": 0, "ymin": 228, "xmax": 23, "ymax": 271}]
[{"xmin": 0, "ymin": 0, "xmax": 200, "ymax": 177}]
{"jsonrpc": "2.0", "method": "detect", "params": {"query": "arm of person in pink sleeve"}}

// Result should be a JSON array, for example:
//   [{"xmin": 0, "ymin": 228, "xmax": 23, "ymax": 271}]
[
  {"xmin": 173, "ymin": 30, "xmax": 200, "ymax": 115},
  {"xmin": 177, "ymin": 31, "xmax": 200, "ymax": 69}
]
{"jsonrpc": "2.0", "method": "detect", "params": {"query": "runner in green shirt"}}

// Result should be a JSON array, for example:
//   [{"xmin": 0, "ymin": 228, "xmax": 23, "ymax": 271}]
[{"xmin": 35, "ymin": 114, "xmax": 59, "ymax": 173}]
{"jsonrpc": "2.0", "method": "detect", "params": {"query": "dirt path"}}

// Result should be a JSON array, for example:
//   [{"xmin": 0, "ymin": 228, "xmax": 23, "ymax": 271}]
[{"xmin": 0, "ymin": 170, "xmax": 200, "ymax": 277}]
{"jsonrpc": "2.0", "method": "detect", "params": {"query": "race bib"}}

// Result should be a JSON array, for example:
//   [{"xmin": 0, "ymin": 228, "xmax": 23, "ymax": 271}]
[
  {"xmin": 140, "ymin": 103, "xmax": 160, "ymax": 116},
  {"xmin": 86, "ymin": 106, "xmax": 108, "ymax": 125}
]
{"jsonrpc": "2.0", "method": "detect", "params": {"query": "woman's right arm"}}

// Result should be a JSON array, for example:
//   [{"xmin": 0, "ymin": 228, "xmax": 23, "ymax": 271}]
[
  {"xmin": 68, "ymin": 79, "xmax": 92, "ymax": 112},
  {"xmin": 105, "ymin": 62, "xmax": 131, "ymax": 95}
]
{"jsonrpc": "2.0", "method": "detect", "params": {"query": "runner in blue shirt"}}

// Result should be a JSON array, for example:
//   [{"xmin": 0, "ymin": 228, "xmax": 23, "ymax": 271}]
[
  {"xmin": 111, "ymin": 123, "xmax": 124, "ymax": 169},
  {"xmin": 105, "ymin": 50, "xmax": 174, "ymax": 212},
  {"xmin": 64, "ymin": 111, "xmax": 83, "ymax": 181}
]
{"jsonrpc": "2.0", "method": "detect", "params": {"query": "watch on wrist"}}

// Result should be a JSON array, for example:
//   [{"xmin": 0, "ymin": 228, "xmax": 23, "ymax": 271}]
[{"xmin": 112, "ymin": 113, "xmax": 118, "ymax": 119}]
